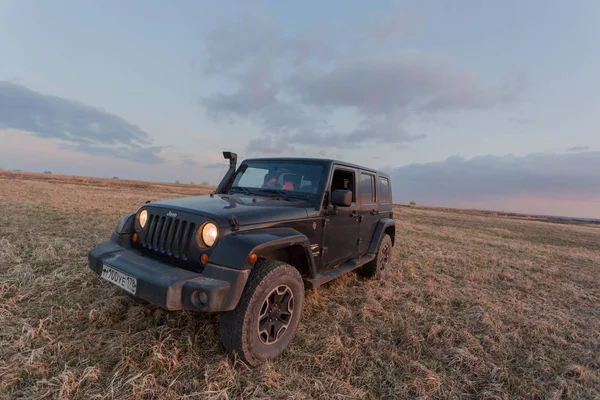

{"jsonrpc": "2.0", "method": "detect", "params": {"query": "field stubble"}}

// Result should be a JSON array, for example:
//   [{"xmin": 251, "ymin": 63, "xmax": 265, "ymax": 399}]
[{"xmin": 0, "ymin": 171, "xmax": 598, "ymax": 399}]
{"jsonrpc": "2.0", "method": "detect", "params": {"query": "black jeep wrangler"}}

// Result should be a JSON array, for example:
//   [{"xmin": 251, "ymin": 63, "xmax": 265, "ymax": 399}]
[{"xmin": 88, "ymin": 152, "xmax": 394, "ymax": 365}]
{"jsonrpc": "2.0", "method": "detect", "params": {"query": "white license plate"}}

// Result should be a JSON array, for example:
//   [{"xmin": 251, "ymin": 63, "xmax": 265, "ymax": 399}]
[{"xmin": 101, "ymin": 264, "xmax": 137, "ymax": 295}]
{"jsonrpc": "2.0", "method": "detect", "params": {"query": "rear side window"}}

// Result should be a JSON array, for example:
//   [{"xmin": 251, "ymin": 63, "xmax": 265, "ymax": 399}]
[
  {"xmin": 359, "ymin": 172, "xmax": 376, "ymax": 204},
  {"xmin": 378, "ymin": 177, "xmax": 391, "ymax": 203}
]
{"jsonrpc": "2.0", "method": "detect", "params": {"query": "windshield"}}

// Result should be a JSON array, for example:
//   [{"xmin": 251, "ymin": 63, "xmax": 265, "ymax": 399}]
[{"xmin": 230, "ymin": 161, "xmax": 325, "ymax": 197}]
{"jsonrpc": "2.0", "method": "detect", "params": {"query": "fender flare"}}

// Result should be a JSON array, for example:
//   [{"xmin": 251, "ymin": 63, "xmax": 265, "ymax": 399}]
[
  {"xmin": 209, "ymin": 227, "xmax": 317, "ymax": 278},
  {"xmin": 110, "ymin": 213, "xmax": 135, "ymax": 248},
  {"xmin": 367, "ymin": 218, "xmax": 395, "ymax": 254}
]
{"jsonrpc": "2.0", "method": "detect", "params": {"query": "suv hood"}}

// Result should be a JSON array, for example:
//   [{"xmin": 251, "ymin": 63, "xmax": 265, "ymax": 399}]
[{"xmin": 148, "ymin": 194, "xmax": 313, "ymax": 227}]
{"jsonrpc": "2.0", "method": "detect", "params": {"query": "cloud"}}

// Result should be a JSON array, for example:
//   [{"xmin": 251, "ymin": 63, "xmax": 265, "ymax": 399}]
[
  {"xmin": 567, "ymin": 146, "xmax": 590, "ymax": 152},
  {"xmin": 202, "ymin": 162, "xmax": 227, "ymax": 169},
  {"xmin": 0, "ymin": 81, "xmax": 163, "ymax": 163},
  {"xmin": 509, "ymin": 117, "xmax": 533, "ymax": 124},
  {"xmin": 7, "ymin": 76, "xmax": 24, "ymax": 84},
  {"xmin": 251, "ymin": 113, "xmax": 425, "ymax": 153},
  {"xmin": 360, "ymin": 9, "xmax": 424, "ymax": 43},
  {"xmin": 200, "ymin": 13, "xmax": 335, "ymax": 77},
  {"xmin": 387, "ymin": 152, "xmax": 600, "ymax": 207},
  {"xmin": 245, "ymin": 136, "xmax": 296, "ymax": 155},
  {"xmin": 287, "ymin": 54, "xmax": 523, "ymax": 115},
  {"xmin": 202, "ymin": 72, "xmax": 279, "ymax": 119},
  {"xmin": 59, "ymin": 143, "xmax": 165, "ymax": 164},
  {"xmin": 180, "ymin": 158, "xmax": 198, "ymax": 166},
  {"xmin": 0, "ymin": 131, "xmax": 225, "ymax": 184},
  {"xmin": 199, "ymin": 11, "xmax": 526, "ymax": 156}
]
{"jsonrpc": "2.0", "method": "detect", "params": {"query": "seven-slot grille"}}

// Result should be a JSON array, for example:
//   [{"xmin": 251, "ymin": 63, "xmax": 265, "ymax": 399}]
[{"xmin": 141, "ymin": 213, "xmax": 196, "ymax": 260}]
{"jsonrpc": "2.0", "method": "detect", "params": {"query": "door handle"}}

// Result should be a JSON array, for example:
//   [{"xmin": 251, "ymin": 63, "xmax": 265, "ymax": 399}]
[{"xmin": 350, "ymin": 210, "xmax": 362, "ymax": 222}]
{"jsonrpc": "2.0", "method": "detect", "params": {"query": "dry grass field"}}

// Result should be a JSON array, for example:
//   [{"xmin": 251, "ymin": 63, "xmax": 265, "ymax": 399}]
[{"xmin": 1, "ymin": 170, "xmax": 599, "ymax": 399}]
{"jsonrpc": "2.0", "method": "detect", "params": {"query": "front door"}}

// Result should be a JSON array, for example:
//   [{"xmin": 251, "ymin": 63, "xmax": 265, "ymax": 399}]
[{"xmin": 320, "ymin": 167, "xmax": 361, "ymax": 268}]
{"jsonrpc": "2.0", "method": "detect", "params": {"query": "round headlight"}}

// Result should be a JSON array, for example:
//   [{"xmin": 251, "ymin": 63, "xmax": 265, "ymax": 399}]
[
  {"xmin": 138, "ymin": 210, "xmax": 148, "ymax": 229},
  {"xmin": 198, "ymin": 222, "xmax": 218, "ymax": 247}
]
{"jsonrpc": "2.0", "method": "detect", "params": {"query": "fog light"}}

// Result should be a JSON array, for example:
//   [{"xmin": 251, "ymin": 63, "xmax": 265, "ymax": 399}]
[
  {"xmin": 198, "ymin": 292, "xmax": 208, "ymax": 305},
  {"xmin": 193, "ymin": 291, "xmax": 209, "ymax": 306},
  {"xmin": 132, "ymin": 233, "xmax": 138, "ymax": 243},
  {"xmin": 200, "ymin": 253, "xmax": 209, "ymax": 265}
]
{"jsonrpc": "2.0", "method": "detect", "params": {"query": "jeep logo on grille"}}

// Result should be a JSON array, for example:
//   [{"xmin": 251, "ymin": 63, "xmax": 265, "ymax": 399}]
[{"xmin": 167, "ymin": 211, "xmax": 177, "ymax": 218}]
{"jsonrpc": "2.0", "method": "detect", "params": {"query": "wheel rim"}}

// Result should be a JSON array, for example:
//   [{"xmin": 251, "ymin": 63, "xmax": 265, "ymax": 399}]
[
  {"xmin": 257, "ymin": 285, "xmax": 294, "ymax": 345},
  {"xmin": 380, "ymin": 244, "xmax": 390, "ymax": 272}
]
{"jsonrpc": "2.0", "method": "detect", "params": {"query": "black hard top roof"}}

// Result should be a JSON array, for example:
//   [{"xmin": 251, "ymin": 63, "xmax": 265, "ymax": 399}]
[{"xmin": 242, "ymin": 157, "xmax": 389, "ymax": 177}]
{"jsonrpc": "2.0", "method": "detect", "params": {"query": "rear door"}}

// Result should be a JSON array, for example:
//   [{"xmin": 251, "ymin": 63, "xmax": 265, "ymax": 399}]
[{"xmin": 358, "ymin": 170, "xmax": 379, "ymax": 254}]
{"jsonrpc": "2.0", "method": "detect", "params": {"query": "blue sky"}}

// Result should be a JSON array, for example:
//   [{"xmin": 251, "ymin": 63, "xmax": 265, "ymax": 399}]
[{"xmin": 1, "ymin": 0, "xmax": 600, "ymax": 217}]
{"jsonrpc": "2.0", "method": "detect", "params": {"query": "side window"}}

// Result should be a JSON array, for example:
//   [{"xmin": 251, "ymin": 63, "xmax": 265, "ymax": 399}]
[
  {"xmin": 378, "ymin": 177, "xmax": 391, "ymax": 203},
  {"xmin": 359, "ymin": 172, "xmax": 376, "ymax": 204},
  {"xmin": 330, "ymin": 169, "xmax": 356, "ymax": 202}
]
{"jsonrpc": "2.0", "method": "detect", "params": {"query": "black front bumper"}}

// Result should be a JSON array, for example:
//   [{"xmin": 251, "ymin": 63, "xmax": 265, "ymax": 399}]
[{"xmin": 88, "ymin": 241, "xmax": 249, "ymax": 312}]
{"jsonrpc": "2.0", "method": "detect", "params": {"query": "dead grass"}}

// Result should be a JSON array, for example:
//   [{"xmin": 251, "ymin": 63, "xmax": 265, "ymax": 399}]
[{"xmin": 1, "ymin": 170, "xmax": 599, "ymax": 399}]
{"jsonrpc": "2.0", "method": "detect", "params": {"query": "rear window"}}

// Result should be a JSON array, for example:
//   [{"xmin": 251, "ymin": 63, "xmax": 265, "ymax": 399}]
[{"xmin": 378, "ymin": 177, "xmax": 391, "ymax": 203}]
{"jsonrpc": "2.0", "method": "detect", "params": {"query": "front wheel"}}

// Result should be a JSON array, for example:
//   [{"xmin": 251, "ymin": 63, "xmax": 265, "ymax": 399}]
[
  {"xmin": 359, "ymin": 234, "xmax": 393, "ymax": 279},
  {"xmin": 219, "ymin": 260, "xmax": 304, "ymax": 366}
]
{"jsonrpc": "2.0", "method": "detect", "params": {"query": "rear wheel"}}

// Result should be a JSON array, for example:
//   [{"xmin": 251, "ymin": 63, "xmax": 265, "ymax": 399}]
[
  {"xmin": 219, "ymin": 260, "xmax": 304, "ymax": 365},
  {"xmin": 359, "ymin": 234, "xmax": 393, "ymax": 279}
]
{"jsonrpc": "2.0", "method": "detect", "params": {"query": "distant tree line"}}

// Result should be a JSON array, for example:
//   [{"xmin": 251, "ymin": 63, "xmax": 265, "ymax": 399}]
[{"xmin": 174, "ymin": 180, "xmax": 212, "ymax": 185}]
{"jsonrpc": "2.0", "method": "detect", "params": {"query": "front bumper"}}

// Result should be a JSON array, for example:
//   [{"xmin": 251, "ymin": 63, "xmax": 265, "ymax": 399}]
[{"xmin": 88, "ymin": 241, "xmax": 249, "ymax": 312}]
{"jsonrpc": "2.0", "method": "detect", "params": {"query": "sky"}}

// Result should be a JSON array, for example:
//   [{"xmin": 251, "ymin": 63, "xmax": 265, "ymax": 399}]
[{"xmin": 1, "ymin": 0, "xmax": 600, "ymax": 217}]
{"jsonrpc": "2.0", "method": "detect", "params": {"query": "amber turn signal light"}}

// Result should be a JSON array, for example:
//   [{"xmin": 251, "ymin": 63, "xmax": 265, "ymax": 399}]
[
  {"xmin": 247, "ymin": 253, "xmax": 258, "ymax": 264},
  {"xmin": 200, "ymin": 253, "xmax": 209, "ymax": 265},
  {"xmin": 132, "ymin": 233, "xmax": 138, "ymax": 243}
]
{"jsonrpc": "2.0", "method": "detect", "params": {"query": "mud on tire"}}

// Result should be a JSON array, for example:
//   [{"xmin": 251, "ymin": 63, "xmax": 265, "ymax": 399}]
[
  {"xmin": 359, "ymin": 233, "xmax": 393, "ymax": 280},
  {"xmin": 218, "ymin": 260, "xmax": 304, "ymax": 366}
]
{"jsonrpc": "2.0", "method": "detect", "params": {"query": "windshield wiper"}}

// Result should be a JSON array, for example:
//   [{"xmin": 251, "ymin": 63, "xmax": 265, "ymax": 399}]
[
  {"xmin": 229, "ymin": 186, "xmax": 252, "ymax": 195},
  {"xmin": 257, "ymin": 188, "xmax": 293, "ymax": 201}
]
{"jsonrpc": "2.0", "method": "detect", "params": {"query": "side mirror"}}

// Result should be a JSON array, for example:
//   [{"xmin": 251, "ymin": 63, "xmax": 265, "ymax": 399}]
[{"xmin": 331, "ymin": 189, "xmax": 352, "ymax": 207}]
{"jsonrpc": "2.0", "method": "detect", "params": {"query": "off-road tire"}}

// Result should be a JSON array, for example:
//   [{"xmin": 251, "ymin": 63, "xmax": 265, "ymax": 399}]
[
  {"xmin": 359, "ymin": 234, "xmax": 393, "ymax": 279},
  {"xmin": 219, "ymin": 260, "xmax": 304, "ymax": 366}
]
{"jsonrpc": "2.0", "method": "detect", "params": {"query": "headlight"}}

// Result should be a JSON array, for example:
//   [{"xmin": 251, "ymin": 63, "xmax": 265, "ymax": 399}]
[
  {"xmin": 197, "ymin": 222, "xmax": 218, "ymax": 247},
  {"xmin": 138, "ymin": 210, "xmax": 148, "ymax": 229}
]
